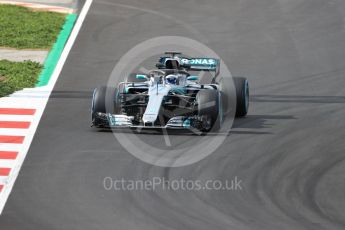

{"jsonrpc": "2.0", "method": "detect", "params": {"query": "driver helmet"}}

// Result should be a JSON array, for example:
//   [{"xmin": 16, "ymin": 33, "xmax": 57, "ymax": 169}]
[{"xmin": 166, "ymin": 75, "xmax": 177, "ymax": 85}]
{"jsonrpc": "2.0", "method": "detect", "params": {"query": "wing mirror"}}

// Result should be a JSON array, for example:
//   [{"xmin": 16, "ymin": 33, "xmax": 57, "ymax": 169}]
[
  {"xmin": 187, "ymin": 76, "xmax": 199, "ymax": 81},
  {"xmin": 136, "ymin": 74, "xmax": 148, "ymax": 80}
]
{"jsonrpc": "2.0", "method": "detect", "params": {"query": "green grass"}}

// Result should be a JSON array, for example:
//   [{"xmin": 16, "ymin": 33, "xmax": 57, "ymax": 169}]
[
  {"xmin": 0, "ymin": 60, "xmax": 43, "ymax": 97},
  {"xmin": 0, "ymin": 4, "xmax": 66, "ymax": 49}
]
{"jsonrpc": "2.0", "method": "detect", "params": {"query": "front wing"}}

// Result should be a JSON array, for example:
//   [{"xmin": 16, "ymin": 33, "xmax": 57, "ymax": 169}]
[{"xmin": 93, "ymin": 112, "xmax": 202, "ymax": 130}]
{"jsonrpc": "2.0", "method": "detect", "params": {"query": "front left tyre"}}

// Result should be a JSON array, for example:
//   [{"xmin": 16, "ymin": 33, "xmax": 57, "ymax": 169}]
[{"xmin": 91, "ymin": 86, "xmax": 119, "ymax": 126}]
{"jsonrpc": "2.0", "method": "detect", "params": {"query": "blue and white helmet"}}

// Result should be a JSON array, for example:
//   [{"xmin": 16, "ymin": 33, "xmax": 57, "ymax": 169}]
[{"xmin": 166, "ymin": 75, "xmax": 178, "ymax": 85}]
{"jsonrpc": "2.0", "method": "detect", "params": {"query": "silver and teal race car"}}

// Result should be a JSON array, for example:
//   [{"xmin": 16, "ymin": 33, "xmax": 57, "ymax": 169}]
[{"xmin": 91, "ymin": 52, "xmax": 249, "ymax": 132}]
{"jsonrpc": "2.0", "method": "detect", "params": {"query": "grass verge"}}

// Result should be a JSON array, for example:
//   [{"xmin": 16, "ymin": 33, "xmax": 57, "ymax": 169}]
[
  {"xmin": 0, "ymin": 60, "xmax": 43, "ymax": 97},
  {"xmin": 0, "ymin": 4, "xmax": 66, "ymax": 49}
]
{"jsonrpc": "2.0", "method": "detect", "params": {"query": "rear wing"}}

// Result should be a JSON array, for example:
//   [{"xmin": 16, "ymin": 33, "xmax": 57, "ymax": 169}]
[
  {"xmin": 158, "ymin": 57, "xmax": 220, "ymax": 75},
  {"xmin": 179, "ymin": 58, "xmax": 219, "ymax": 71}
]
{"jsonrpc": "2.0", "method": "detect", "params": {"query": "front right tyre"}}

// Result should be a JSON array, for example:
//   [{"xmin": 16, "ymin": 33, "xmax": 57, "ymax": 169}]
[{"xmin": 196, "ymin": 89, "xmax": 221, "ymax": 132}]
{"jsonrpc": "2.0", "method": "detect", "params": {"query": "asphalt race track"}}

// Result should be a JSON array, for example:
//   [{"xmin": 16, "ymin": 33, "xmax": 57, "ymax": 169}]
[{"xmin": 1, "ymin": 0, "xmax": 345, "ymax": 229}]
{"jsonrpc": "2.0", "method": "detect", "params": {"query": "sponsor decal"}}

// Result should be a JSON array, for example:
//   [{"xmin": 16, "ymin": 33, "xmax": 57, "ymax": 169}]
[{"xmin": 180, "ymin": 58, "xmax": 217, "ymax": 65}]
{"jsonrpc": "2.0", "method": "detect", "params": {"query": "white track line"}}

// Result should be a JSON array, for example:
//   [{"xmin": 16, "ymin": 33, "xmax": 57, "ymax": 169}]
[
  {"xmin": 0, "ymin": 129, "xmax": 30, "ymax": 136},
  {"xmin": 0, "ymin": 0, "xmax": 93, "ymax": 214},
  {"xmin": 0, "ymin": 144, "xmax": 22, "ymax": 152},
  {"xmin": 0, "ymin": 176, "xmax": 11, "ymax": 185},
  {"xmin": 0, "ymin": 115, "xmax": 34, "ymax": 122},
  {"xmin": 46, "ymin": 0, "xmax": 93, "ymax": 91},
  {"xmin": 0, "ymin": 160, "xmax": 16, "ymax": 168},
  {"xmin": 0, "ymin": 97, "xmax": 44, "ymax": 105}
]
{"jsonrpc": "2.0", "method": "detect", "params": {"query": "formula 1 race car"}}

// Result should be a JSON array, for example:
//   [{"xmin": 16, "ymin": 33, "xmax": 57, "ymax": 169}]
[{"xmin": 91, "ymin": 52, "xmax": 249, "ymax": 132}]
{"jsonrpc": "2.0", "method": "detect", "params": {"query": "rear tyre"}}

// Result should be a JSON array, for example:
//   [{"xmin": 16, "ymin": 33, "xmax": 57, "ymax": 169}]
[
  {"xmin": 233, "ymin": 77, "xmax": 249, "ymax": 117},
  {"xmin": 125, "ymin": 73, "xmax": 147, "ymax": 82},
  {"xmin": 91, "ymin": 86, "xmax": 119, "ymax": 125},
  {"xmin": 196, "ymin": 89, "xmax": 221, "ymax": 132}
]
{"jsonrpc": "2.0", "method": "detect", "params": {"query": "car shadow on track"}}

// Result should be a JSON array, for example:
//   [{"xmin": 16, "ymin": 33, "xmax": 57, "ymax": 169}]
[
  {"xmin": 50, "ymin": 90, "xmax": 92, "ymax": 99},
  {"xmin": 251, "ymin": 94, "xmax": 345, "ymax": 104},
  {"xmin": 232, "ymin": 115, "xmax": 296, "ymax": 129}
]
